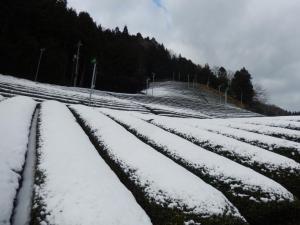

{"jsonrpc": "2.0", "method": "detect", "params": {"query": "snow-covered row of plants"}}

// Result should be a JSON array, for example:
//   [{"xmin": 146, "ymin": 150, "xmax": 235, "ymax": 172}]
[
  {"xmin": 0, "ymin": 96, "xmax": 36, "ymax": 225},
  {"xmin": 133, "ymin": 113, "xmax": 300, "ymax": 195},
  {"xmin": 100, "ymin": 108, "xmax": 298, "ymax": 225},
  {"xmin": 32, "ymin": 101, "xmax": 152, "ymax": 225},
  {"xmin": 223, "ymin": 116, "xmax": 300, "ymax": 130},
  {"xmin": 222, "ymin": 121, "xmax": 300, "ymax": 142},
  {"xmin": 71, "ymin": 104, "xmax": 246, "ymax": 225},
  {"xmin": 168, "ymin": 118, "xmax": 300, "ymax": 162}
]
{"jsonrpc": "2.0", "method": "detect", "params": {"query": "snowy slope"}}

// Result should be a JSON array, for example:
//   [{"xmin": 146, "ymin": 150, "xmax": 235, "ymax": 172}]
[
  {"xmin": 33, "ymin": 101, "xmax": 152, "ymax": 225},
  {"xmin": 0, "ymin": 97, "xmax": 36, "ymax": 225},
  {"xmin": 0, "ymin": 74, "xmax": 258, "ymax": 118}
]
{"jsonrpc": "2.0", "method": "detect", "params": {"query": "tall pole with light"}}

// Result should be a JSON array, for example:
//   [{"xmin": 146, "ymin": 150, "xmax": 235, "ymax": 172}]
[
  {"xmin": 240, "ymin": 90, "xmax": 243, "ymax": 105},
  {"xmin": 34, "ymin": 48, "xmax": 45, "ymax": 82},
  {"xmin": 218, "ymin": 84, "xmax": 223, "ymax": 104},
  {"xmin": 89, "ymin": 58, "xmax": 97, "ymax": 106},
  {"xmin": 74, "ymin": 41, "xmax": 82, "ymax": 87},
  {"xmin": 152, "ymin": 72, "xmax": 155, "ymax": 96},
  {"xmin": 146, "ymin": 78, "xmax": 150, "ymax": 95}
]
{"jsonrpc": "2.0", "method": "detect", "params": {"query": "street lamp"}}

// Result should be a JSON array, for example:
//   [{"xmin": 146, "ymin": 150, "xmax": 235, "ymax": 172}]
[
  {"xmin": 240, "ymin": 91, "xmax": 243, "ymax": 105},
  {"xmin": 34, "ymin": 48, "xmax": 45, "ymax": 82},
  {"xmin": 152, "ymin": 72, "xmax": 155, "ymax": 96},
  {"xmin": 74, "ymin": 41, "xmax": 82, "ymax": 87},
  {"xmin": 146, "ymin": 78, "xmax": 150, "ymax": 95},
  {"xmin": 218, "ymin": 84, "xmax": 223, "ymax": 104},
  {"xmin": 89, "ymin": 58, "xmax": 97, "ymax": 106}
]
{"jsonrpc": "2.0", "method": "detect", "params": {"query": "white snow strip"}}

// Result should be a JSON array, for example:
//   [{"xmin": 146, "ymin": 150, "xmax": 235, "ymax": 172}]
[
  {"xmin": 12, "ymin": 109, "xmax": 38, "ymax": 225},
  {"xmin": 244, "ymin": 120, "xmax": 300, "ymax": 131},
  {"xmin": 133, "ymin": 113, "xmax": 300, "ymax": 173},
  {"xmin": 34, "ymin": 101, "xmax": 152, "ymax": 225},
  {"xmin": 226, "ymin": 123, "xmax": 300, "ymax": 141},
  {"xmin": 171, "ymin": 118, "xmax": 300, "ymax": 155},
  {"xmin": 72, "ymin": 104, "xmax": 244, "ymax": 219},
  {"xmin": 100, "ymin": 108, "xmax": 294, "ymax": 202},
  {"xmin": 0, "ymin": 96, "xmax": 36, "ymax": 225}
]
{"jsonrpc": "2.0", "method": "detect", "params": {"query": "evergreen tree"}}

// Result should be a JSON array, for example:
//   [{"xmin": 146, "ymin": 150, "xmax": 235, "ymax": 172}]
[{"xmin": 230, "ymin": 67, "xmax": 254, "ymax": 104}]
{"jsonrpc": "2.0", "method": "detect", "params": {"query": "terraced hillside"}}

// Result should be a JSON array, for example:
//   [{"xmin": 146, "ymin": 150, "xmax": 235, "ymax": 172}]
[
  {"xmin": 0, "ymin": 74, "xmax": 259, "ymax": 119},
  {"xmin": 0, "ymin": 74, "xmax": 299, "ymax": 225}
]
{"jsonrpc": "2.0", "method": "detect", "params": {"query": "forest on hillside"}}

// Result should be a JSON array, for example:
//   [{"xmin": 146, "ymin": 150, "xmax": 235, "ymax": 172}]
[{"xmin": 0, "ymin": 0, "xmax": 298, "ymax": 115}]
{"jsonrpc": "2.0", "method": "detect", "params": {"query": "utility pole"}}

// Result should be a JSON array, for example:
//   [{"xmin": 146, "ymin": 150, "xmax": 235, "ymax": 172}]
[
  {"xmin": 152, "ymin": 72, "xmax": 155, "ymax": 96},
  {"xmin": 225, "ymin": 87, "xmax": 229, "ymax": 105},
  {"xmin": 89, "ymin": 58, "xmax": 97, "ymax": 106},
  {"xmin": 193, "ymin": 74, "xmax": 196, "ymax": 88},
  {"xmin": 218, "ymin": 84, "xmax": 222, "ymax": 104},
  {"xmin": 34, "ymin": 48, "xmax": 45, "ymax": 82},
  {"xmin": 187, "ymin": 74, "xmax": 190, "ymax": 88},
  {"xmin": 146, "ymin": 78, "xmax": 150, "ymax": 95},
  {"xmin": 172, "ymin": 72, "xmax": 175, "ymax": 81},
  {"xmin": 74, "ymin": 41, "xmax": 82, "ymax": 87},
  {"xmin": 240, "ymin": 91, "xmax": 243, "ymax": 105}
]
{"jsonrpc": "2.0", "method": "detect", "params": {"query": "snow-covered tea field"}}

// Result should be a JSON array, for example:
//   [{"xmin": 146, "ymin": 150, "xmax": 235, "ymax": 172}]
[{"xmin": 0, "ymin": 74, "xmax": 299, "ymax": 225}]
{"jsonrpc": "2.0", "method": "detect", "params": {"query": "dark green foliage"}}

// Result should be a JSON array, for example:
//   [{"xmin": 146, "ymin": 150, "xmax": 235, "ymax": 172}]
[
  {"xmin": 217, "ymin": 67, "xmax": 229, "ymax": 88},
  {"xmin": 230, "ymin": 68, "xmax": 254, "ymax": 104}
]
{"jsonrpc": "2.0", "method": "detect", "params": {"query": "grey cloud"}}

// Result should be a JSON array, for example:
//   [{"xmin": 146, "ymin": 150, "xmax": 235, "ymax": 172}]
[{"xmin": 68, "ymin": 0, "xmax": 300, "ymax": 111}]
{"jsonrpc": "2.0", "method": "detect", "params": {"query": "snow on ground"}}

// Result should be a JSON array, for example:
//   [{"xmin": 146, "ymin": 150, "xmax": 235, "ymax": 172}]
[
  {"xmin": 0, "ymin": 96, "xmax": 36, "ymax": 225},
  {"xmin": 224, "ymin": 122, "xmax": 300, "ymax": 141},
  {"xmin": 0, "ymin": 95, "xmax": 4, "ymax": 101},
  {"xmin": 170, "ymin": 118, "xmax": 300, "ymax": 158},
  {"xmin": 133, "ymin": 113, "xmax": 300, "ymax": 173},
  {"xmin": 100, "ymin": 108, "xmax": 295, "ymax": 203},
  {"xmin": 210, "ymin": 116, "xmax": 300, "ymax": 131},
  {"xmin": 33, "ymin": 101, "xmax": 152, "ymax": 225},
  {"xmin": 12, "ymin": 110, "xmax": 38, "ymax": 225},
  {"xmin": 71, "ymin": 104, "xmax": 244, "ymax": 221},
  {"xmin": 245, "ymin": 119, "xmax": 300, "ymax": 130}
]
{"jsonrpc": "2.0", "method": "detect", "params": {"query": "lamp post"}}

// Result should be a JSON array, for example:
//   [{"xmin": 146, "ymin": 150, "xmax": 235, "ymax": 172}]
[
  {"xmin": 225, "ymin": 87, "xmax": 229, "ymax": 105},
  {"xmin": 240, "ymin": 91, "xmax": 243, "ymax": 105},
  {"xmin": 152, "ymin": 72, "xmax": 155, "ymax": 96},
  {"xmin": 74, "ymin": 41, "xmax": 82, "ymax": 87},
  {"xmin": 34, "ymin": 48, "xmax": 45, "ymax": 82},
  {"xmin": 146, "ymin": 78, "xmax": 150, "ymax": 95},
  {"xmin": 89, "ymin": 58, "xmax": 97, "ymax": 106},
  {"xmin": 218, "ymin": 84, "xmax": 222, "ymax": 104}
]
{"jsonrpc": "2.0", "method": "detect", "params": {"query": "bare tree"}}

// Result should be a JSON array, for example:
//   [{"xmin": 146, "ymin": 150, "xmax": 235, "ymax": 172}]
[{"xmin": 253, "ymin": 83, "xmax": 268, "ymax": 103}]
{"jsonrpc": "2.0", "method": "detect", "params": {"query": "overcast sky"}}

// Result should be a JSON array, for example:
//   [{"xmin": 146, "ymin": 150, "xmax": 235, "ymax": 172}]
[{"xmin": 67, "ymin": 0, "xmax": 300, "ymax": 111}]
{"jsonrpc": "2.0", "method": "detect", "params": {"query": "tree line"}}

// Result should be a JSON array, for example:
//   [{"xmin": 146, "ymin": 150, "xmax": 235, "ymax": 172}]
[{"xmin": 0, "ymin": 0, "xmax": 296, "ymax": 115}]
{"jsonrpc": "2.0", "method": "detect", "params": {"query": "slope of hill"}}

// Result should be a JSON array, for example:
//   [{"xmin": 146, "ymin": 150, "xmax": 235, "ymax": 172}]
[
  {"xmin": 0, "ymin": 75, "xmax": 259, "ymax": 119},
  {"xmin": 0, "ymin": 74, "xmax": 300, "ymax": 225}
]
